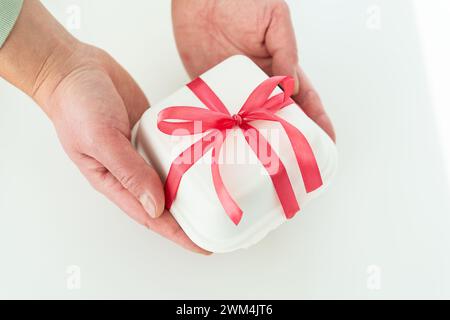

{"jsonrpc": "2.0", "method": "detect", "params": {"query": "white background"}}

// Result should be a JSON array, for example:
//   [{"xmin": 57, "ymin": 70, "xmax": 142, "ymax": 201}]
[{"xmin": 1, "ymin": 0, "xmax": 450, "ymax": 299}]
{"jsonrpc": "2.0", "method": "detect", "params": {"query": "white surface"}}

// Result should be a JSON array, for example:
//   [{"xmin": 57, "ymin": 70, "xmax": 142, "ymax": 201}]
[
  {"xmin": 1, "ymin": 0, "xmax": 450, "ymax": 299},
  {"xmin": 134, "ymin": 55, "xmax": 337, "ymax": 253}
]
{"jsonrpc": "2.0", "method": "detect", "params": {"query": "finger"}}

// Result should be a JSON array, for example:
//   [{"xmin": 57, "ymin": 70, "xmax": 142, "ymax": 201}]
[
  {"xmin": 92, "ymin": 128, "xmax": 165, "ymax": 219},
  {"xmin": 76, "ymin": 153, "xmax": 152, "ymax": 225},
  {"xmin": 146, "ymin": 209, "xmax": 211, "ymax": 255},
  {"xmin": 265, "ymin": 1, "xmax": 299, "ymax": 88},
  {"xmin": 295, "ymin": 65, "xmax": 336, "ymax": 142},
  {"xmin": 101, "ymin": 176, "xmax": 210, "ymax": 255},
  {"xmin": 265, "ymin": 1, "xmax": 335, "ymax": 141},
  {"xmin": 77, "ymin": 154, "xmax": 210, "ymax": 255}
]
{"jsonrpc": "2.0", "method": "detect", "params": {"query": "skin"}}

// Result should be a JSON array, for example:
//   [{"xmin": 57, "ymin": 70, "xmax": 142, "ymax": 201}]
[
  {"xmin": 0, "ymin": 0, "xmax": 206, "ymax": 254},
  {"xmin": 172, "ymin": 0, "xmax": 335, "ymax": 141},
  {"xmin": 0, "ymin": 0, "xmax": 334, "ymax": 254}
]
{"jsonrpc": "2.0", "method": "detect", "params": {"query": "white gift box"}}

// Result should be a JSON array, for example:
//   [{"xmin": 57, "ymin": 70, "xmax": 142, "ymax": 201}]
[{"xmin": 133, "ymin": 55, "xmax": 337, "ymax": 253}]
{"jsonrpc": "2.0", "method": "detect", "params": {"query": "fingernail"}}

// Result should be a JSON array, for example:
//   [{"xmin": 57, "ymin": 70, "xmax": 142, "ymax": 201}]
[{"xmin": 139, "ymin": 193, "xmax": 157, "ymax": 218}]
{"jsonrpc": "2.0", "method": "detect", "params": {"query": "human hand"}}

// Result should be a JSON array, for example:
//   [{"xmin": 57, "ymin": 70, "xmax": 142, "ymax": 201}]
[
  {"xmin": 41, "ymin": 44, "xmax": 207, "ymax": 254},
  {"xmin": 172, "ymin": 0, "xmax": 335, "ymax": 141},
  {"xmin": 0, "ymin": 0, "xmax": 208, "ymax": 254}
]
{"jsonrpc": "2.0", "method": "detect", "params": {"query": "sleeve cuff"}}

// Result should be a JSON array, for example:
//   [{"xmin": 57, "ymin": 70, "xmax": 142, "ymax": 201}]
[{"xmin": 0, "ymin": 0, "xmax": 24, "ymax": 48}]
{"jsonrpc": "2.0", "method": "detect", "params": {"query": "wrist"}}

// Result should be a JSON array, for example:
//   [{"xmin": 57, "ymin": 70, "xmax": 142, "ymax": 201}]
[
  {"xmin": 0, "ymin": 0, "xmax": 80, "ymax": 114},
  {"xmin": 36, "ymin": 43, "xmax": 114, "ymax": 121},
  {"xmin": 31, "ymin": 39, "xmax": 84, "ymax": 114}
]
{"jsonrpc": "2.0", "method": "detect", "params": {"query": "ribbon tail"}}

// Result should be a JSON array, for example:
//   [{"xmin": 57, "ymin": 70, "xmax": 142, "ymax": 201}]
[
  {"xmin": 210, "ymin": 130, "xmax": 243, "ymax": 225},
  {"xmin": 164, "ymin": 131, "xmax": 218, "ymax": 209},
  {"xmin": 274, "ymin": 116, "xmax": 323, "ymax": 192},
  {"xmin": 241, "ymin": 124, "xmax": 300, "ymax": 219}
]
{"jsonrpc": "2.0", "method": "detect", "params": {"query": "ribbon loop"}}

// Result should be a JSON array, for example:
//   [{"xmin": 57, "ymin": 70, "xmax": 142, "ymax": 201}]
[{"xmin": 157, "ymin": 75, "xmax": 322, "ymax": 225}]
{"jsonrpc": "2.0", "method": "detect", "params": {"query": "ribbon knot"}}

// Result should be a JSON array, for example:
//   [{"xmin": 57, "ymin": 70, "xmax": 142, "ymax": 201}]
[
  {"xmin": 232, "ymin": 114, "xmax": 244, "ymax": 127},
  {"xmin": 157, "ymin": 76, "xmax": 323, "ymax": 225}
]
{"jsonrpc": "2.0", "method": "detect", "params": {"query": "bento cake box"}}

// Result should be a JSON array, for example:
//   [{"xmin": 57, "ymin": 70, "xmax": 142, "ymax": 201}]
[{"xmin": 133, "ymin": 55, "xmax": 337, "ymax": 253}]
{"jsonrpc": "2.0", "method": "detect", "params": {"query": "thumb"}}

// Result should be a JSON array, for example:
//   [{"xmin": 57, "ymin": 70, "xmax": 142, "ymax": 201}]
[
  {"xmin": 265, "ymin": 1, "xmax": 300, "ymax": 93},
  {"xmin": 94, "ymin": 129, "xmax": 165, "ymax": 219},
  {"xmin": 265, "ymin": 1, "xmax": 336, "ymax": 141}
]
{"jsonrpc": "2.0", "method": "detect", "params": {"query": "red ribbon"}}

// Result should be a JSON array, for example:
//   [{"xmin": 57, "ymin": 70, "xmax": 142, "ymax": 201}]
[{"xmin": 157, "ymin": 76, "xmax": 322, "ymax": 225}]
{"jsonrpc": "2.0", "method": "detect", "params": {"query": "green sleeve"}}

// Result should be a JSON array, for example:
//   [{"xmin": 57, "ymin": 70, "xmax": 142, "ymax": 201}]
[{"xmin": 0, "ymin": 0, "xmax": 24, "ymax": 48}]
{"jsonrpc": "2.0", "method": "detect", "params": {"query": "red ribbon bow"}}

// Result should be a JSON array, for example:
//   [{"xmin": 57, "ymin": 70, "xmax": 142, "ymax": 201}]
[{"xmin": 157, "ymin": 76, "xmax": 322, "ymax": 225}]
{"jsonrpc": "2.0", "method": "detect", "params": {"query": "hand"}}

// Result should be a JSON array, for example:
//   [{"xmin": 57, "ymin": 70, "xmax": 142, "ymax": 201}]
[
  {"xmin": 42, "ymin": 44, "xmax": 207, "ymax": 254},
  {"xmin": 172, "ymin": 0, "xmax": 336, "ymax": 141},
  {"xmin": 0, "ymin": 0, "xmax": 208, "ymax": 254}
]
